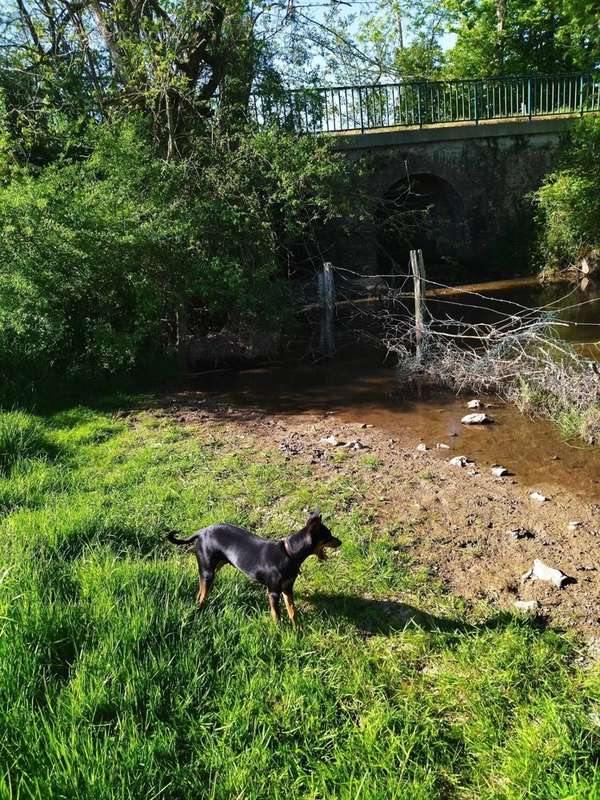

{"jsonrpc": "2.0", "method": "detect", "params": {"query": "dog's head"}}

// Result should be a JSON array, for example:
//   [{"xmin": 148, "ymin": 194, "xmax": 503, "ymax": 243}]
[{"xmin": 306, "ymin": 510, "xmax": 341, "ymax": 561}]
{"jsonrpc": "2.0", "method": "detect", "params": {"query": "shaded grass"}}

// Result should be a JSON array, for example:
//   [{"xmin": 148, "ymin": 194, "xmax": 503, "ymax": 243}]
[
  {"xmin": 0, "ymin": 411, "xmax": 59, "ymax": 475},
  {"xmin": 1, "ymin": 405, "xmax": 600, "ymax": 799}
]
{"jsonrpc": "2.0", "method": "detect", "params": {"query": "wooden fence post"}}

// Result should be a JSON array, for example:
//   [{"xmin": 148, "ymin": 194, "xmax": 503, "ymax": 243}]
[
  {"xmin": 409, "ymin": 249, "xmax": 426, "ymax": 361},
  {"xmin": 318, "ymin": 262, "xmax": 336, "ymax": 357}
]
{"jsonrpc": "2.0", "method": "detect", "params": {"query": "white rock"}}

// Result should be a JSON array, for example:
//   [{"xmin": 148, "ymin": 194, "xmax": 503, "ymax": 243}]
[
  {"xmin": 530, "ymin": 491, "xmax": 549, "ymax": 502},
  {"xmin": 461, "ymin": 413, "xmax": 492, "ymax": 425},
  {"xmin": 491, "ymin": 466, "xmax": 508, "ymax": 477},
  {"xmin": 467, "ymin": 399, "xmax": 482, "ymax": 409},
  {"xmin": 436, "ymin": 443, "xmax": 450, "ymax": 449},
  {"xmin": 416, "ymin": 443, "xmax": 429, "ymax": 452},
  {"xmin": 321, "ymin": 435, "xmax": 341, "ymax": 446},
  {"xmin": 521, "ymin": 559, "xmax": 569, "ymax": 588},
  {"xmin": 568, "ymin": 521, "xmax": 583, "ymax": 530},
  {"xmin": 514, "ymin": 599, "xmax": 539, "ymax": 613},
  {"xmin": 450, "ymin": 456, "xmax": 468, "ymax": 467}
]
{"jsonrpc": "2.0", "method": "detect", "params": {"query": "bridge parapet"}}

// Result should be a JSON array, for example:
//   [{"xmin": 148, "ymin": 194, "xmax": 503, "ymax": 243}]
[{"xmin": 250, "ymin": 73, "xmax": 600, "ymax": 134}]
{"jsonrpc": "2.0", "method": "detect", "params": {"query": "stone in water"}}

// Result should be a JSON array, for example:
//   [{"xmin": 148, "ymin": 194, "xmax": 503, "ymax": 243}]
[
  {"xmin": 491, "ymin": 466, "xmax": 508, "ymax": 477},
  {"xmin": 461, "ymin": 413, "xmax": 491, "ymax": 425},
  {"xmin": 416, "ymin": 443, "xmax": 428, "ymax": 452},
  {"xmin": 436, "ymin": 443, "xmax": 450, "ymax": 449},
  {"xmin": 450, "ymin": 456, "xmax": 469, "ymax": 467},
  {"xmin": 467, "ymin": 399, "xmax": 481, "ymax": 409}
]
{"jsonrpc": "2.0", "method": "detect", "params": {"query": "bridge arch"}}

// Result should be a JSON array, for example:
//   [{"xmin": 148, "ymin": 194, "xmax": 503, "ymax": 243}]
[{"xmin": 376, "ymin": 172, "xmax": 468, "ymax": 280}]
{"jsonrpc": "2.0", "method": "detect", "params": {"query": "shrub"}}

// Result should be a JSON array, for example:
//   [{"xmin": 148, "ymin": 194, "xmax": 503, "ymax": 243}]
[
  {"xmin": 0, "ymin": 118, "xmax": 351, "ymax": 396},
  {"xmin": 534, "ymin": 117, "xmax": 600, "ymax": 268}
]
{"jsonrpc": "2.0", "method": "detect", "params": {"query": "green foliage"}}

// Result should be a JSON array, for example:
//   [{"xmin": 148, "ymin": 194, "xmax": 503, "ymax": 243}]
[
  {"xmin": 0, "ymin": 118, "xmax": 350, "ymax": 395},
  {"xmin": 533, "ymin": 117, "xmax": 600, "ymax": 267},
  {"xmin": 394, "ymin": 36, "xmax": 446, "ymax": 79},
  {"xmin": 1, "ymin": 402, "xmax": 600, "ymax": 798},
  {"xmin": 444, "ymin": 0, "xmax": 600, "ymax": 78}
]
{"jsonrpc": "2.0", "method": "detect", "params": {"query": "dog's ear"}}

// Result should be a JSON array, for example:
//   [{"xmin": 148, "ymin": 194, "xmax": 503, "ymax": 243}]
[{"xmin": 306, "ymin": 509, "xmax": 322, "ymax": 532}]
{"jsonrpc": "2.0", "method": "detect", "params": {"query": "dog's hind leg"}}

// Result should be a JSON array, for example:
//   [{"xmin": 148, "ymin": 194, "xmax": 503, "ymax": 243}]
[
  {"xmin": 197, "ymin": 572, "xmax": 214, "ymax": 610},
  {"xmin": 195, "ymin": 551, "xmax": 215, "ymax": 611},
  {"xmin": 267, "ymin": 590, "xmax": 280, "ymax": 623}
]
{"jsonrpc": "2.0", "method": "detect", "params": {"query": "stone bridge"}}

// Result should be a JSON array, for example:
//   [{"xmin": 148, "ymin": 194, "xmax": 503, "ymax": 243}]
[{"xmin": 329, "ymin": 116, "xmax": 577, "ymax": 280}]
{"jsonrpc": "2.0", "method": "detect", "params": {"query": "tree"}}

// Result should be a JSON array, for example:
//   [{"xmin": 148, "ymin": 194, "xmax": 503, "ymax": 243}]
[{"xmin": 444, "ymin": 0, "xmax": 600, "ymax": 78}]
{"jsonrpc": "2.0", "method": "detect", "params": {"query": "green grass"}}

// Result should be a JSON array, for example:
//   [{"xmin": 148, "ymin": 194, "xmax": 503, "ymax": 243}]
[
  {"xmin": 0, "ymin": 410, "xmax": 59, "ymax": 475},
  {"xmin": 1, "ymin": 403, "xmax": 600, "ymax": 799}
]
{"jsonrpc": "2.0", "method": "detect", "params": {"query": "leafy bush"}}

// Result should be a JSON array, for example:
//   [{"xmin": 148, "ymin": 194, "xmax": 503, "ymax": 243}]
[
  {"xmin": 534, "ymin": 117, "xmax": 600, "ymax": 268},
  {"xmin": 0, "ymin": 411, "xmax": 56, "ymax": 473},
  {"xmin": 0, "ymin": 118, "xmax": 351, "ymax": 395}
]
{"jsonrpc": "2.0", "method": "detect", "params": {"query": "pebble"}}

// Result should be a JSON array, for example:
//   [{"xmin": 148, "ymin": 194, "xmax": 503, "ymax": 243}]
[
  {"xmin": 530, "ymin": 491, "xmax": 549, "ymax": 503},
  {"xmin": 514, "ymin": 599, "xmax": 540, "ymax": 613},
  {"xmin": 450, "ymin": 456, "xmax": 469, "ymax": 467},
  {"xmin": 416, "ymin": 443, "xmax": 429, "ymax": 452},
  {"xmin": 467, "ymin": 399, "xmax": 482, "ymax": 409},
  {"xmin": 436, "ymin": 443, "xmax": 450, "ymax": 449},
  {"xmin": 521, "ymin": 559, "xmax": 570, "ymax": 588},
  {"xmin": 491, "ymin": 466, "xmax": 509, "ymax": 477},
  {"xmin": 568, "ymin": 521, "xmax": 583, "ymax": 530}
]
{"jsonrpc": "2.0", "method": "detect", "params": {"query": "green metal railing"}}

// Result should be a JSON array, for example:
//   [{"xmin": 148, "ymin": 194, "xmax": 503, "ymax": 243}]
[{"xmin": 250, "ymin": 73, "xmax": 600, "ymax": 133}]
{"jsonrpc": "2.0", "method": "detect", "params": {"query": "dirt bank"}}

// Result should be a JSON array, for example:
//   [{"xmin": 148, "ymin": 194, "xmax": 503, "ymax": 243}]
[{"xmin": 157, "ymin": 390, "xmax": 600, "ymax": 638}]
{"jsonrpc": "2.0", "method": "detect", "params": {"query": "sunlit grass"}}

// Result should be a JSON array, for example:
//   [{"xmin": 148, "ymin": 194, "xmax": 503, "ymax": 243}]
[{"xmin": 1, "ymin": 404, "xmax": 599, "ymax": 799}]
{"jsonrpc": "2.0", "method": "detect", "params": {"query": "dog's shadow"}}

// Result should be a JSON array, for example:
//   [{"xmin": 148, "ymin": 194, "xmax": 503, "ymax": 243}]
[{"xmin": 305, "ymin": 592, "xmax": 541, "ymax": 636}]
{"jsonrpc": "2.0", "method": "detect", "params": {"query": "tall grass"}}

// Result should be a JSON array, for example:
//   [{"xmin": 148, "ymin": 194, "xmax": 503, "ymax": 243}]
[
  {"xmin": 1, "ymin": 405, "xmax": 599, "ymax": 799},
  {"xmin": 0, "ymin": 411, "xmax": 58, "ymax": 474}
]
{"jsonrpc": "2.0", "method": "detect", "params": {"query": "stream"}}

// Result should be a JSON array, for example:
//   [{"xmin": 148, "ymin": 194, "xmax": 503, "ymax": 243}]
[{"xmin": 194, "ymin": 281, "xmax": 600, "ymax": 502}]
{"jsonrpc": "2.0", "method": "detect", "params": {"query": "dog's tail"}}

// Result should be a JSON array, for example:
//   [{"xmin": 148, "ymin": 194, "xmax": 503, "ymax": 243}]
[{"xmin": 167, "ymin": 530, "xmax": 200, "ymax": 546}]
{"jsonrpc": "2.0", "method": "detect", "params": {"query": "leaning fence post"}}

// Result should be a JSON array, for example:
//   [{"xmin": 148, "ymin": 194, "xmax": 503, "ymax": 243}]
[
  {"xmin": 318, "ymin": 262, "xmax": 336, "ymax": 357},
  {"xmin": 409, "ymin": 249, "xmax": 426, "ymax": 362}
]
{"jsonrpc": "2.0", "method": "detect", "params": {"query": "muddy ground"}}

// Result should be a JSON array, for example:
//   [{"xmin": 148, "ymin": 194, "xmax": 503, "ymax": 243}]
[{"xmin": 156, "ymin": 390, "xmax": 600, "ymax": 639}]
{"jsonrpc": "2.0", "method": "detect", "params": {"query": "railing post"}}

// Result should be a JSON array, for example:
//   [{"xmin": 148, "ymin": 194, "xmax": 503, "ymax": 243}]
[
  {"xmin": 474, "ymin": 81, "xmax": 479, "ymax": 124},
  {"xmin": 417, "ymin": 83, "xmax": 423, "ymax": 128},
  {"xmin": 358, "ymin": 86, "xmax": 365, "ymax": 133},
  {"xmin": 527, "ymin": 77, "xmax": 532, "ymax": 119},
  {"xmin": 580, "ymin": 74, "xmax": 585, "ymax": 116}
]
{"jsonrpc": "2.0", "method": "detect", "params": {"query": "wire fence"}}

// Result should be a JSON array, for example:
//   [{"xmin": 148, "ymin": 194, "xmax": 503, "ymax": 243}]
[{"xmin": 250, "ymin": 73, "xmax": 600, "ymax": 133}]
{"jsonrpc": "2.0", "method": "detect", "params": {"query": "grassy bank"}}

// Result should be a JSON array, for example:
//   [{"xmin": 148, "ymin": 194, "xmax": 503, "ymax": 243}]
[{"xmin": 1, "ymin": 402, "xmax": 600, "ymax": 799}]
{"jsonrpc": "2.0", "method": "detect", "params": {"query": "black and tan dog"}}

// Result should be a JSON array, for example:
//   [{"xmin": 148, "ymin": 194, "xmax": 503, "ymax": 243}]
[{"xmin": 168, "ymin": 511, "xmax": 341, "ymax": 623}]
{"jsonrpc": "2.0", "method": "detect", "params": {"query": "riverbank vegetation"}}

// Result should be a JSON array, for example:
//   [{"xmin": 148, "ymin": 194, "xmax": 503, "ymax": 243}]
[
  {"xmin": 0, "ymin": 119, "xmax": 351, "ymax": 401},
  {"xmin": 2, "ymin": 401, "xmax": 600, "ymax": 798},
  {"xmin": 534, "ymin": 116, "xmax": 600, "ymax": 272}
]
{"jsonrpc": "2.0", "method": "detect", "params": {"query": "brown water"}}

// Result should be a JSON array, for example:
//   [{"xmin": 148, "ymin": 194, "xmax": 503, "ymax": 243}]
[
  {"xmin": 194, "ymin": 282, "xmax": 600, "ymax": 502},
  {"xmin": 195, "ymin": 355, "xmax": 600, "ymax": 502}
]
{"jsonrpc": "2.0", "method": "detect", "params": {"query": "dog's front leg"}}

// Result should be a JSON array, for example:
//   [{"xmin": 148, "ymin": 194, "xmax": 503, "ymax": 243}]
[
  {"xmin": 267, "ymin": 590, "xmax": 281, "ymax": 622},
  {"xmin": 282, "ymin": 590, "xmax": 297, "ymax": 625}
]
